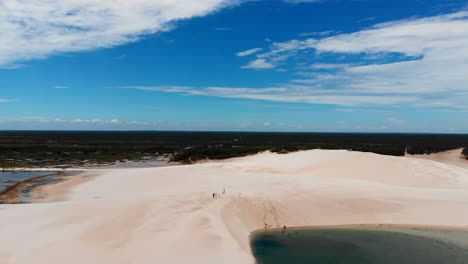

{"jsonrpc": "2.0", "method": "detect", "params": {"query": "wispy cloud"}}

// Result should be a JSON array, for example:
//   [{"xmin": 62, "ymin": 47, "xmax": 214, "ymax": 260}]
[
  {"xmin": 235, "ymin": 11, "xmax": 468, "ymax": 108},
  {"xmin": 52, "ymin": 85, "xmax": 68, "ymax": 89},
  {"xmin": 0, "ymin": 116, "xmax": 296, "ymax": 131},
  {"xmin": 120, "ymin": 85, "xmax": 422, "ymax": 106},
  {"xmin": 385, "ymin": 117, "xmax": 407, "ymax": 127},
  {"xmin": 115, "ymin": 54, "xmax": 127, "ymax": 60},
  {"xmin": 358, "ymin": 16, "xmax": 377, "ymax": 23},
  {"xmin": 0, "ymin": 0, "xmax": 238, "ymax": 67},
  {"xmin": 236, "ymin": 47, "xmax": 263, "ymax": 57},
  {"xmin": 299, "ymin": 30, "xmax": 335, "ymax": 37},
  {"xmin": 284, "ymin": 0, "xmax": 322, "ymax": 4},
  {"xmin": 0, "ymin": 98, "xmax": 13, "ymax": 103},
  {"xmin": 0, "ymin": 116, "xmax": 160, "ymax": 128},
  {"xmin": 119, "ymin": 86, "xmax": 193, "ymax": 93},
  {"xmin": 215, "ymin": 27, "xmax": 233, "ymax": 31},
  {"xmin": 307, "ymin": 63, "xmax": 351, "ymax": 70},
  {"xmin": 1, "ymin": 114, "xmax": 465, "ymax": 132},
  {"xmin": 241, "ymin": 58, "xmax": 274, "ymax": 69}
]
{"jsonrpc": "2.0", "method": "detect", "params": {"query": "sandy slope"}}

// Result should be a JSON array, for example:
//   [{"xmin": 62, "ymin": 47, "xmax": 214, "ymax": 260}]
[
  {"xmin": 407, "ymin": 148, "xmax": 468, "ymax": 170},
  {"xmin": 1, "ymin": 150, "xmax": 468, "ymax": 263}
]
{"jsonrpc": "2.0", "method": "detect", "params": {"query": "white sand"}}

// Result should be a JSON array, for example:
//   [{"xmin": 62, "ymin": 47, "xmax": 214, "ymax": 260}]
[
  {"xmin": 407, "ymin": 148, "xmax": 468, "ymax": 170},
  {"xmin": 1, "ymin": 149, "xmax": 468, "ymax": 263}
]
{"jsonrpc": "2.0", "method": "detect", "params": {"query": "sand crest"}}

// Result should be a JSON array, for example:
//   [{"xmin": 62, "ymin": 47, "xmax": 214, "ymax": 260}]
[
  {"xmin": 1, "ymin": 150, "xmax": 468, "ymax": 263},
  {"xmin": 406, "ymin": 148, "xmax": 468, "ymax": 170}
]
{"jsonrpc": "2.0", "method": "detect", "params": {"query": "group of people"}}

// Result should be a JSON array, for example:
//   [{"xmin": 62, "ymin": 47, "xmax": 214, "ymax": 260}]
[
  {"xmin": 212, "ymin": 188, "xmax": 226, "ymax": 198},
  {"xmin": 264, "ymin": 223, "xmax": 288, "ymax": 230}
]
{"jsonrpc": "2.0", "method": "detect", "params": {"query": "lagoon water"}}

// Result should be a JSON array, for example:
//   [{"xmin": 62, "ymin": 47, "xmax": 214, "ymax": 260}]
[
  {"xmin": 0, "ymin": 171, "xmax": 56, "ymax": 193},
  {"xmin": 251, "ymin": 227, "xmax": 468, "ymax": 264}
]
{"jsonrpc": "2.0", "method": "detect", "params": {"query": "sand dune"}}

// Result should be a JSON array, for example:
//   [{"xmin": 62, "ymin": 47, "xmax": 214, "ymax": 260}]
[
  {"xmin": 1, "ymin": 150, "xmax": 468, "ymax": 263},
  {"xmin": 407, "ymin": 148, "xmax": 468, "ymax": 170}
]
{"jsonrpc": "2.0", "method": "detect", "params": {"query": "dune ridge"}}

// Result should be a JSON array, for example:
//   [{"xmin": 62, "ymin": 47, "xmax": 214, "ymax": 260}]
[{"xmin": 1, "ymin": 149, "xmax": 468, "ymax": 263}]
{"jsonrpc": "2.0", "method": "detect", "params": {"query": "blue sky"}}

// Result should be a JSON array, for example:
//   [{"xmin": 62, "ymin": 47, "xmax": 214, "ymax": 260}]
[{"xmin": 1, "ymin": 0, "xmax": 468, "ymax": 132}]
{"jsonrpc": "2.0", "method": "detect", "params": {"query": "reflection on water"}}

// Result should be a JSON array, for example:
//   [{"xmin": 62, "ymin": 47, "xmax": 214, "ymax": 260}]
[{"xmin": 251, "ymin": 227, "xmax": 468, "ymax": 264}]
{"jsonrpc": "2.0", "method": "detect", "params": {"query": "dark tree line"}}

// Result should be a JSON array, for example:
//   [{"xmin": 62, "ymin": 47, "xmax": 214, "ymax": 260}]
[
  {"xmin": 463, "ymin": 148, "xmax": 468, "ymax": 159},
  {"xmin": 1, "ymin": 131, "xmax": 468, "ymax": 166}
]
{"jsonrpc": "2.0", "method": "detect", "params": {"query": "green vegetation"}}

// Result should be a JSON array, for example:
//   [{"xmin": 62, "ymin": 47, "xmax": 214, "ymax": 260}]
[
  {"xmin": 463, "ymin": 148, "xmax": 468, "ymax": 160},
  {"xmin": 1, "ymin": 131, "xmax": 468, "ymax": 167},
  {"xmin": 0, "ymin": 159, "xmax": 15, "ymax": 171}
]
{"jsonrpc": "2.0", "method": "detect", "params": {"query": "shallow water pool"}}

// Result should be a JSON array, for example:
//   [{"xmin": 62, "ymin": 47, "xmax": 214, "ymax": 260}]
[{"xmin": 251, "ymin": 227, "xmax": 468, "ymax": 264}]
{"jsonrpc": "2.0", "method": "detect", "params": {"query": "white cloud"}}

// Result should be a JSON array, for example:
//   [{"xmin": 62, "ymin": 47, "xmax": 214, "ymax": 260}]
[
  {"xmin": 122, "ymin": 85, "xmax": 420, "ymax": 106},
  {"xmin": 0, "ymin": 0, "xmax": 237, "ymax": 67},
  {"xmin": 236, "ymin": 47, "xmax": 262, "ymax": 57},
  {"xmin": 71, "ymin": 118, "xmax": 101, "ymax": 124},
  {"xmin": 0, "ymin": 98, "xmax": 13, "ymax": 103},
  {"xmin": 313, "ymin": 11, "xmax": 468, "ymax": 55},
  {"xmin": 308, "ymin": 63, "xmax": 350, "ymax": 70},
  {"xmin": 1, "ymin": 115, "xmax": 464, "ymax": 132},
  {"xmin": 52, "ymin": 85, "xmax": 68, "ymax": 89},
  {"xmin": 241, "ymin": 58, "xmax": 274, "ymax": 69},
  {"xmin": 69, "ymin": 118, "xmax": 125, "ymax": 124},
  {"xmin": 299, "ymin": 30, "xmax": 335, "ymax": 37},
  {"xmin": 385, "ymin": 117, "xmax": 407, "ymax": 126},
  {"xmin": 0, "ymin": 116, "xmax": 163, "ymax": 130},
  {"xmin": 120, "ymin": 85, "xmax": 194, "ymax": 93},
  {"xmin": 236, "ymin": 11, "xmax": 468, "ymax": 108},
  {"xmin": 129, "ymin": 120, "xmax": 151, "ymax": 125}
]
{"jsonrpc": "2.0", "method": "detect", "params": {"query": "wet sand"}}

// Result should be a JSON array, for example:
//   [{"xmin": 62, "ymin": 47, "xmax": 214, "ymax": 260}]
[
  {"xmin": 32, "ymin": 171, "xmax": 97, "ymax": 203},
  {"xmin": 0, "ymin": 171, "xmax": 56, "ymax": 193},
  {"xmin": 0, "ymin": 171, "xmax": 65, "ymax": 203}
]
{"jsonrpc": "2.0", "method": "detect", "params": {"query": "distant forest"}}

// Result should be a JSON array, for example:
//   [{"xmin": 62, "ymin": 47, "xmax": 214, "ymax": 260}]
[
  {"xmin": 463, "ymin": 147, "xmax": 468, "ymax": 159},
  {"xmin": 1, "ymin": 131, "xmax": 468, "ymax": 167}
]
